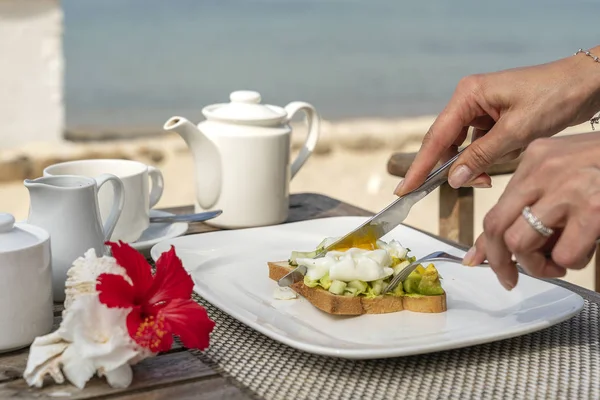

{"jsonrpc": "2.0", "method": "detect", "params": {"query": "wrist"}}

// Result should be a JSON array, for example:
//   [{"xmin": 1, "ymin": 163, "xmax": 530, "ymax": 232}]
[{"xmin": 567, "ymin": 46, "xmax": 600, "ymax": 122}]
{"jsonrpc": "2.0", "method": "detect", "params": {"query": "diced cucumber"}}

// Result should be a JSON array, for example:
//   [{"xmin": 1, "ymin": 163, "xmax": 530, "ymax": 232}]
[
  {"xmin": 329, "ymin": 280, "xmax": 347, "ymax": 295},
  {"xmin": 370, "ymin": 279, "xmax": 385, "ymax": 296},
  {"xmin": 319, "ymin": 274, "xmax": 332, "ymax": 290},
  {"xmin": 347, "ymin": 280, "xmax": 368, "ymax": 294},
  {"xmin": 344, "ymin": 287, "xmax": 359, "ymax": 297}
]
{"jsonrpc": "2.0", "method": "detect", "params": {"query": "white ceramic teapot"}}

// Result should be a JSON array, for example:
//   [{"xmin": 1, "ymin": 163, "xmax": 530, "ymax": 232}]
[
  {"xmin": 0, "ymin": 213, "xmax": 53, "ymax": 352},
  {"xmin": 163, "ymin": 90, "xmax": 320, "ymax": 228}
]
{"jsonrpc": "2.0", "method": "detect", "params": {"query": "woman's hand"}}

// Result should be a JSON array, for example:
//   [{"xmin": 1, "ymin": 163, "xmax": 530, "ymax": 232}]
[
  {"xmin": 395, "ymin": 46, "xmax": 600, "ymax": 196},
  {"xmin": 462, "ymin": 133, "xmax": 600, "ymax": 290}
]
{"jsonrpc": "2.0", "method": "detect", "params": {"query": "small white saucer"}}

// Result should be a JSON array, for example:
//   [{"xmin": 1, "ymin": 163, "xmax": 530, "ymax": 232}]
[{"xmin": 130, "ymin": 210, "xmax": 189, "ymax": 258}]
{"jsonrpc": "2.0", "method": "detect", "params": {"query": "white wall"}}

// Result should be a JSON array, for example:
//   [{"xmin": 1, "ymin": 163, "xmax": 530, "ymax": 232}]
[{"xmin": 0, "ymin": 0, "xmax": 64, "ymax": 149}]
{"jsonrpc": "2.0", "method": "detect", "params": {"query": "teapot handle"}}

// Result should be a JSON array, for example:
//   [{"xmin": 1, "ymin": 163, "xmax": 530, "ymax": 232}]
[
  {"xmin": 285, "ymin": 102, "xmax": 320, "ymax": 179},
  {"xmin": 94, "ymin": 174, "xmax": 125, "ymax": 241}
]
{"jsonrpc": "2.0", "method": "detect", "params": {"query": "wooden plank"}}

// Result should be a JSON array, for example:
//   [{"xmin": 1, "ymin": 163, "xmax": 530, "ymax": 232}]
[
  {"xmin": 387, "ymin": 152, "xmax": 521, "ymax": 178},
  {"xmin": 0, "ymin": 351, "xmax": 220, "ymax": 399},
  {"xmin": 0, "ymin": 316, "xmax": 61, "ymax": 383},
  {"xmin": 439, "ymin": 184, "xmax": 474, "ymax": 246},
  {"xmin": 116, "ymin": 377, "xmax": 252, "ymax": 400}
]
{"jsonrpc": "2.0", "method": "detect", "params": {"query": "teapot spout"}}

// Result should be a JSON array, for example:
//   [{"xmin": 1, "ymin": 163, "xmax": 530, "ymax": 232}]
[
  {"xmin": 163, "ymin": 116, "xmax": 222, "ymax": 209},
  {"xmin": 164, "ymin": 116, "xmax": 202, "ymax": 146}
]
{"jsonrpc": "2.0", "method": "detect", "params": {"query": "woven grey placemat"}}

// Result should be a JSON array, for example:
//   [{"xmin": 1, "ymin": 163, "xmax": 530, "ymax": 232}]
[{"xmin": 189, "ymin": 293, "xmax": 599, "ymax": 400}]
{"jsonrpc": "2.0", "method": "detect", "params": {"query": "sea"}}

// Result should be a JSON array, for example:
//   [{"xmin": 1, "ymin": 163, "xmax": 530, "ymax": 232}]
[{"xmin": 63, "ymin": 0, "xmax": 599, "ymax": 129}]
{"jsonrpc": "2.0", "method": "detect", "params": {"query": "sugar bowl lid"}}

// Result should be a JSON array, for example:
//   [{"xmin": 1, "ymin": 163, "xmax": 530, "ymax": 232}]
[{"xmin": 0, "ymin": 213, "xmax": 49, "ymax": 253}]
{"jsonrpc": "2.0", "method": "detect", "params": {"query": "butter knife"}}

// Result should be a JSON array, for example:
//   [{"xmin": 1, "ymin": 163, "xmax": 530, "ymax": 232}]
[{"xmin": 277, "ymin": 147, "xmax": 467, "ymax": 287}]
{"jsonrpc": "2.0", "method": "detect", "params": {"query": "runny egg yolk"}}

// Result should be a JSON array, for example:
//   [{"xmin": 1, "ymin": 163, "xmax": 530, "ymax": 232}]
[{"xmin": 329, "ymin": 226, "xmax": 380, "ymax": 252}]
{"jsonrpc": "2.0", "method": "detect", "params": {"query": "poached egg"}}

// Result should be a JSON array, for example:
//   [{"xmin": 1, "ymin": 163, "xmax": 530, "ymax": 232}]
[{"xmin": 295, "ymin": 238, "xmax": 408, "ymax": 283}]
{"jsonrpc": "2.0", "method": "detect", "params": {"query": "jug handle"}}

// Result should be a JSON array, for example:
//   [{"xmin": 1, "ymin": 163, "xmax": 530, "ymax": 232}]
[
  {"xmin": 285, "ymin": 102, "xmax": 320, "ymax": 179},
  {"xmin": 94, "ymin": 174, "xmax": 125, "ymax": 241}
]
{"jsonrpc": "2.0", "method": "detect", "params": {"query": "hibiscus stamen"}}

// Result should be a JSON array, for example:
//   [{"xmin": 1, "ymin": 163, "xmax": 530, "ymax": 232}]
[{"xmin": 134, "ymin": 314, "xmax": 169, "ymax": 352}]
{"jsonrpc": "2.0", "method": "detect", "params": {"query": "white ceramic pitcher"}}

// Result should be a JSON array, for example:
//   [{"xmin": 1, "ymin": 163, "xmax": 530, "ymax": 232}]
[
  {"xmin": 163, "ymin": 90, "xmax": 320, "ymax": 228},
  {"xmin": 24, "ymin": 174, "xmax": 124, "ymax": 302}
]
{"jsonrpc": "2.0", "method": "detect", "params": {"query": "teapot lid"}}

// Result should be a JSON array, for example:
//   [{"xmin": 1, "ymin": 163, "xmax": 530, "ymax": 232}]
[
  {"xmin": 0, "ymin": 213, "xmax": 48, "ymax": 253},
  {"xmin": 203, "ymin": 91, "xmax": 287, "ymax": 123}
]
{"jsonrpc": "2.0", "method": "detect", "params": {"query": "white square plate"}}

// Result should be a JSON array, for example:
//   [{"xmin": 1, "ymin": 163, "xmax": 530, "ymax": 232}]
[{"xmin": 150, "ymin": 216, "xmax": 584, "ymax": 359}]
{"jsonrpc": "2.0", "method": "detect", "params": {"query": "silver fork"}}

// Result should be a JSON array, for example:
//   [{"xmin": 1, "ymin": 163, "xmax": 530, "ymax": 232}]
[{"xmin": 384, "ymin": 251, "xmax": 488, "ymax": 294}]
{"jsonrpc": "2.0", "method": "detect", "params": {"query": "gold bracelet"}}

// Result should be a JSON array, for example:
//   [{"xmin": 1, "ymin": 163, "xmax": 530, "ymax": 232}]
[{"xmin": 574, "ymin": 49, "xmax": 600, "ymax": 130}]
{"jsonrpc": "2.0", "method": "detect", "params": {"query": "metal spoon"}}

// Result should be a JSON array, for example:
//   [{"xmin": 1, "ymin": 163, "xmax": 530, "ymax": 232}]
[{"xmin": 149, "ymin": 210, "xmax": 222, "ymax": 224}]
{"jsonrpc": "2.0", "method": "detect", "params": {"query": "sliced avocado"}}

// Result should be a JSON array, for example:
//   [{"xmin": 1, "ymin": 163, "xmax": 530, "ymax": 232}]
[
  {"xmin": 402, "ymin": 269, "xmax": 423, "ymax": 294},
  {"xmin": 393, "ymin": 260, "xmax": 410, "ymax": 276},
  {"xmin": 387, "ymin": 280, "xmax": 405, "ymax": 297},
  {"xmin": 417, "ymin": 264, "xmax": 445, "ymax": 295},
  {"xmin": 303, "ymin": 275, "xmax": 319, "ymax": 288}
]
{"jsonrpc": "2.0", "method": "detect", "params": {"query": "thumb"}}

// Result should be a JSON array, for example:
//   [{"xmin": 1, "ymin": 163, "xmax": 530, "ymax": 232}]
[{"xmin": 448, "ymin": 123, "xmax": 513, "ymax": 189}]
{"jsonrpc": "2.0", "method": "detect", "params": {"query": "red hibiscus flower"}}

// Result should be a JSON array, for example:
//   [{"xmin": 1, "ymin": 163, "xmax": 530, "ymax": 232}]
[{"xmin": 96, "ymin": 241, "xmax": 215, "ymax": 353}]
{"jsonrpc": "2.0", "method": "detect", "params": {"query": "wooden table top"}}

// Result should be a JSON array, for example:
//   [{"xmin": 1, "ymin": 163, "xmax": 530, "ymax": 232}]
[
  {"xmin": 0, "ymin": 193, "xmax": 372, "ymax": 399},
  {"xmin": 2, "ymin": 192, "xmax": 598, "ymax": 399}
]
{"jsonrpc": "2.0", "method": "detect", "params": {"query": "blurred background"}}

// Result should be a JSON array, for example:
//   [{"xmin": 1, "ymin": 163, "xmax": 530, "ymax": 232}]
[{"xmin": 0, "ymin": 0, "xmax": 597, "ymax": 288}]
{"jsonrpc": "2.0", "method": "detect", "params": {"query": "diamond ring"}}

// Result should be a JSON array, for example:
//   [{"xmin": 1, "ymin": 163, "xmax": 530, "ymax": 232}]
[{"xmin": 521, "ymin": 206, "xmax": 554, "ymax": 237}]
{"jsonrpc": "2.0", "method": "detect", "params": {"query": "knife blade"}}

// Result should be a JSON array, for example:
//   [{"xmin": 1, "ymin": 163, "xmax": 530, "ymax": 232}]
[{"xmin": 277, "ymin": 146, "xmax": 467, "ymax": 287}]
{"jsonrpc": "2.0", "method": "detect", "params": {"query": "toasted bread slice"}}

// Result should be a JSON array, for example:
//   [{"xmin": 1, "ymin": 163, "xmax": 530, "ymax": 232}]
[{"xmin": 268, "ymin": 261, "xmax": 446, "ymax": 316}]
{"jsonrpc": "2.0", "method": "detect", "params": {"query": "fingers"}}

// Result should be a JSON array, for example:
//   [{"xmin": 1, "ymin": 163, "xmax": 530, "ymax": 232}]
[
  {"xmin": 514, "ymin": 252, "xmax": 566, "ymax": 278},
  {"xmin": 396, "ymin": 103, "xmax": 479, "ymax": 196},
  {"xmin": 469, "ymin": 173, "xmax": 493, "ymax": 188},
  {"xmin": 505, "ymin": 200, "xmax": 566, "ymax": 278},
  {"xmin": 471, "ymin": 232, "xmax": 519, "ymax": 290},
  {"xmin": 481, "ymin": 177, "xmax": 541, "ymax": 290},
  {"xmin": 503, "ymin": 196, "xmax": 567, "ymax": 258},
  {"xmin": 448, "ymin": 117, "xmax": 516, "ymax": 189},
  {"xmin": 462, "ymin": 234, "xmax": 487, "ymax": 266},
  {"xmin": 496, "ymin": 148, "xmax": 523, "ymax": 164},
  {"xmin": 495, "ymin": 192, "xmax": 596, "ymax": 280},
  {"xmin": 551, "ymin": 216, "xmax": 599, "ymax": 270},
  {"xmin": 470, "ymin": 115, "xmax": 496, "ymax": 131},
  {"xmin": 471, "ymin": 127, "xmax": 488, "ymax": 142}
]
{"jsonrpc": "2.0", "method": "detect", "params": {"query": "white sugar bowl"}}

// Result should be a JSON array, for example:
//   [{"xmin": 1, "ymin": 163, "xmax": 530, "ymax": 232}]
[{"xmin": 0, "ymin": 213, "xmax": 54, "ymax": 352}]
